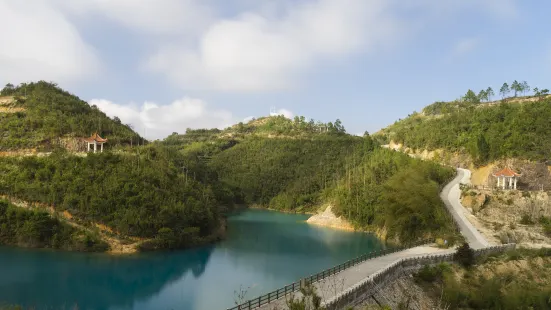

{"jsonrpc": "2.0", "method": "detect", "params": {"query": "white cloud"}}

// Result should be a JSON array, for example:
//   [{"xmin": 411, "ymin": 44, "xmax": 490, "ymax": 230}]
[
  {"xmin": 452, "ymin": 38, "xmax": 479, "ymax": 57},
  {"xmin": 0, "ymin": 1, "xmax": 100, "ymax": 86},
  {"xmin": 270, "ymin": 108, "xmax": 294, "ymax": 119},
  {"xmin": 146, "ymin": 0, "xmax": 400, "ymax": 92},
  {"xmin": 60, "ymin": 0, "xmax": 213, "ymax": 36},
  {"xmin": 89, "ymin": 98, "xmax": 234, "ymax": 140}
]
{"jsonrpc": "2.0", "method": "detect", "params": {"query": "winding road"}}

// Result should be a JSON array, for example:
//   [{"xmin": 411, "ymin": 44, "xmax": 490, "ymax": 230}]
[
  {"xmin": 440, "ymin": 168, "xmax": 490, "ymax": 249},
  {"xmin": 254, "ymin": 168, "xmax": 490, "ymax": 310}
]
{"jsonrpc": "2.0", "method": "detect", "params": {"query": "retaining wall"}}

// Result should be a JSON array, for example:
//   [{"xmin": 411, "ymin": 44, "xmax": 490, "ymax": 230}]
[{"xmin": 322, "ymin": 243, "xmax": 516, "ymax": 310}]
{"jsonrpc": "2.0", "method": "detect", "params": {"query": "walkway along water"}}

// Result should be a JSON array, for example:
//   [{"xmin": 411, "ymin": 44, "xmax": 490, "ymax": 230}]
[{"xmin": 227, "ymin": 168, "xmax": 503, "ymax": 310}]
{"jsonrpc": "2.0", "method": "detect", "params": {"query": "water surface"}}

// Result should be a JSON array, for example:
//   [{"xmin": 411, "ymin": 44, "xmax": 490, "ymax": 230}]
[{"xmin": 0, "ymin": 209, "xmax": 385, "ymax": 310}]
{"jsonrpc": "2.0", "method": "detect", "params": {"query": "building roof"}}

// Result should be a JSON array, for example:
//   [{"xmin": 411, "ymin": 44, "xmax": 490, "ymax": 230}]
[
  {"xmin": 83, "ymin": 132, "xmax": 107, "ymax": 143},
  {"xmin": 492, "ymin": 167, "xmax": 520, "ymax": 177}
]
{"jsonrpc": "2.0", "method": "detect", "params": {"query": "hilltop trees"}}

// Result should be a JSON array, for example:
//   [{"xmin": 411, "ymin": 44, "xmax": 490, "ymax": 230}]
[
  {"xmin": 521, "ymin": 81, "xmax": 530, "ymax": 95},
  {"xmin": 511, "ymin": 80, "xmax": 521, "ymax": 97},
  {"xmin": 1, "ymin": 83, "xmax": 15, "ymax": 96},
  {"xmin": 456, "ymin": 81, "xmax": 539, "ymax": 104},
  {"xmin": 500, "ymin": 83, "xmax": 510, "ymax": 99},
  {"xmin": 0, "ymin": 81, "xmax": 142, "ymax": 151},
  {"xmin": 376, "ymin": 96, "xmax": 551, "ymax": 164},
  {"xmin": 486, "ymin": 87, "xmax": 494, "ymax": 101},
  {"xmin": 464, "ymin": 90, "xmax": 480, "ymax": 103}
]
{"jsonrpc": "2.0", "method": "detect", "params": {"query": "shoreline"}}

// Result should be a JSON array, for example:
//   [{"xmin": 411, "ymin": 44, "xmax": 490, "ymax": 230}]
[
  {"xmin": 246, "ymin": 204, "xmax": 316, "ymax": 215},
  {"xmin": 305, "ymin": 205, "xmax": 356, "ymax": 231}
]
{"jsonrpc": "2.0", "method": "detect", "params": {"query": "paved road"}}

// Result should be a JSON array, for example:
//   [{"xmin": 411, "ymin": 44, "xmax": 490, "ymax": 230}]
[
  {"xmin": 440, "ymin": 168, "xmax": 490, "ymax": 249},
  {"xmin": 254, "ymin": 168, "xmax": 489, "ymax": 309},
  {"xmin": 257, "ymin": 246, "xmax": 453, "ymax": 310}
]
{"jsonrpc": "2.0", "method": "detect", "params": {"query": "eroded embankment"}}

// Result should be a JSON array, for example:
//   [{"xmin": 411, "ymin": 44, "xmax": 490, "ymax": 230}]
[{"xmin": 306, "ymin": 206, "xmax": 355, "ymax": 231}]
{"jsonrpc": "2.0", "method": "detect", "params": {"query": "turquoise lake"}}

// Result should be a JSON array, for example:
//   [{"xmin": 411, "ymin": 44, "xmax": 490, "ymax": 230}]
[{"xmin": 0, "ymin": 209, "xmax": 385, "ymax": 310}]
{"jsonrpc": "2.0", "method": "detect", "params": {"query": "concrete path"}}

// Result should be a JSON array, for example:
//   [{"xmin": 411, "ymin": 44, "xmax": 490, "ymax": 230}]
[
  {"xmin": 440, "ymin": 168, "xmax": 490, "ymax": 249},
  {"xmin": 257, "ymin": 246, "xmax": 453, "ymax": 310},
  {"xmin": 252, "ymin": 168, "xmax": 489, "ymax": 309}
]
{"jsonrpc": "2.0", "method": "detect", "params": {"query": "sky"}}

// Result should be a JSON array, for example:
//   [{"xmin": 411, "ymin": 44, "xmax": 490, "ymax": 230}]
[{"xmin": 1, "ymin": 0, "xmax": 550, "ymax": 139}]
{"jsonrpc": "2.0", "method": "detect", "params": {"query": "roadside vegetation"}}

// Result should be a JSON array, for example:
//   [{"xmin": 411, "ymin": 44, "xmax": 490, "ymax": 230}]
[{"xmin": 414, "ymin": 246, "xmax": 551, "ymax": 309}]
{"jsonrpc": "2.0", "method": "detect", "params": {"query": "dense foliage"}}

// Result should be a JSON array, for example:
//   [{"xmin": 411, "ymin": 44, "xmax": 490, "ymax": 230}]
[
  {"xmin": 205, "ymin": 134, "xmax": 455, "ymax": 242},
  {"xmin": 416, "ymin": 249, "xmax": 551, "ymax": 309},
  {"xmin": 377, "ymin": 97, "xmax": 551, "ymax": 165},
  {"xmin": 325, "ymin": 147, "xmax": 455, "ymax": 242},
  {"xmin": 0, "ymin": 200, "xmax": 107, "ymax": 251},
  {"xmin": 0, "ymin": 80, "xmax": 459, "ymax": 249},
  {"xmin": 209, "ymin": 136, "xmax": 370, "ymax": 211},
  {"xmin": 0, "ymin": 145, "xmax": 231, "ymax": 250},
  {"xmin": 164, "ymin": 115, "xmax": 347, "ymax": 146},
  {"xmin": 0, "ymin": 81, "xmax": 142, "ymax": 151}
]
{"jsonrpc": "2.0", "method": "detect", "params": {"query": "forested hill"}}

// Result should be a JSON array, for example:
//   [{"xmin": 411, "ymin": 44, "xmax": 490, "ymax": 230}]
[
  {"xmin": 163, "ymin": 115, "xmax": 348, "ymax": 146},
  {"xmin": 164, "ymin": 129, "xmax": 457, "ymax": 243},
  {"xmin": 0, "ymin": 81, "xmax": 457, "ymax": 251},
  {"xmin": 374, "ymin": 82, "xmax": 551, "ymax": 166},
  {"xmin": 0, "ymin": 81, "xmax": 142, "ymax": 151},
  {"xmin": 0, "ymin": 82, "xmax": 230, "ymax": 252}
]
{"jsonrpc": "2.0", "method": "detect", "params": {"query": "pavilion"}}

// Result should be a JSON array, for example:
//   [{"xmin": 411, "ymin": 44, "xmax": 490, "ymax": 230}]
[
  {"xmin": 84, "ymin": 132, "xmax": 107, "ymax": 153},
  {"xmin": 492, "ymin": 167, "xmax": 521, "ymax": 190}
]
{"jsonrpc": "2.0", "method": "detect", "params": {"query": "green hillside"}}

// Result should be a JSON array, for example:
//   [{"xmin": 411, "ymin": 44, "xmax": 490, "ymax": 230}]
[
  {"xmin": 0, "ymin": 199, "xmax": 108, "ymax": 251},
  {"xmin": 0, "ymin": 81, "xmax": 142, "ymax": 151},
  {"xmin": 0, "ymin": 82, "xmax": 231, "ymax": 252},
  {"xmin": 0, "ymin": 81, "xmax": 458, "ymax": 251},
  {"xmin": 375, "ymin": 87, "xmax": 551, "ymax": 165},
  {"xmin": 165, "ymin": 131, "xmax": 456, "ymax": 243},
  {"xmin": 0, "ymin": 146, "xmax": 231, "ymax": 251}
]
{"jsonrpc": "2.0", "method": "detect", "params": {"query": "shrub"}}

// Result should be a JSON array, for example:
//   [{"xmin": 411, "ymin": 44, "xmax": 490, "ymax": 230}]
[
  {"xmin": 520, "ymin": 214, "xmax": 534, "ymax": 225},
  {"xmin": 414, "ymin": 263, "xmax": 451, "ymax": 283},
  {"xmin": 454, "ymin": 242, "xmax": 475, "ymax": 268},
  {"xmin": 543, "ymin": 223, "xmax": 551, "ymax": 237}
]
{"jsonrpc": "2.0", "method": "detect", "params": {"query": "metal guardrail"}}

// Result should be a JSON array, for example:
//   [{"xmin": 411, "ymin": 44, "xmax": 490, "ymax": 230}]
[
  {"xmin": 226, "ymin": 238, "xmax": 434, "ymax": 310},
  {"xmin": 227, "ymin": 171, "xmax": 456, "ymax": 310}
]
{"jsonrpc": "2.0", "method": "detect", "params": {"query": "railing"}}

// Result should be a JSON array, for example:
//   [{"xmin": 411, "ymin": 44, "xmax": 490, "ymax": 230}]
[
  {"xmin": 322, "ymin": 243, "xmax": 517, "ymax": 310},
  {"xmin": 226, "ymin": 238, "xmax": 434, "ymax": 310}
]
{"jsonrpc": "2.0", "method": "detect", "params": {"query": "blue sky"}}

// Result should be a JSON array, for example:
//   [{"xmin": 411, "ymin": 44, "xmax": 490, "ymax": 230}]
[{"xmin": 1, "ymin": 0, "xmax": 550, "ymax": 139}]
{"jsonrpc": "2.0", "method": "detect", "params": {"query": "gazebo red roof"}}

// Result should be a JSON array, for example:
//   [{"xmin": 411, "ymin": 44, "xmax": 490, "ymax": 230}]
[
  {"xmin": 83, "ymin": 132, "xmax": 108, "ymax": 143},
  {"xmin": 492, "ymin": 167, "xmax": 520, "ymax": 177}
]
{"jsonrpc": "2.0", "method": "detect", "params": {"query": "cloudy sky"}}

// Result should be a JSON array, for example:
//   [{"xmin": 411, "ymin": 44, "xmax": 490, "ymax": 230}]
[{"xmin": 1, "ymin": 1, "xmax": 550, "ymax": 139}]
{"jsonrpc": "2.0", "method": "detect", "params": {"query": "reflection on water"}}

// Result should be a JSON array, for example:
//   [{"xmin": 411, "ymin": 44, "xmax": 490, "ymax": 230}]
[
  {"xmin": 0, "ymin": 209, "xmax": 385, "ymax": 310},
  {"xmin": 0, "ymin": 246, "xmax": 213, "ymax": 310}
]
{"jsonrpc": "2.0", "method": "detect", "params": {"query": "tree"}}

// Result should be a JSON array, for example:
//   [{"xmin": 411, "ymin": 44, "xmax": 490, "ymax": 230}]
[
  {"xmin": 454, "ymin": 242, "xmax": 475, "ymax": 268},
  {"xmin": 477, "ymin": 90, "xmax": 488, "ymax": 102},
  {"xmin": 486, "ymin": 87, "xmax": 495, "ymax": 102},
  {"xmin": 534, "ymin": 87, "xmax": 540, "ymax": 96},
  {"xmin": 499, "ymin": 83, "xmax": 510, "ymax": 99},
  {"xmin": 1, "ymin": 83, "xmax": 15, "ymax": 96},
  {"xmin": 521, "ymin": 81, "xmax": 530, "ymax": 96},
  {"xmin": 334, "ymin": 119, "xmax": 345, "ymax": 133},
  {"xmin": 511, "ymin": 80, "xmax": 521, "ymax": 97},
  {"xmin": 464, "ymin": 89, "xmax": 480, "ymax": 103}
]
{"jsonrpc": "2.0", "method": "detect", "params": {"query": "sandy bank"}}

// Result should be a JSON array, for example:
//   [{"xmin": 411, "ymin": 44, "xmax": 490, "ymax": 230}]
[{"xmin": 306, "ymin": 206, "xmax": 355, "ymax": 231}]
